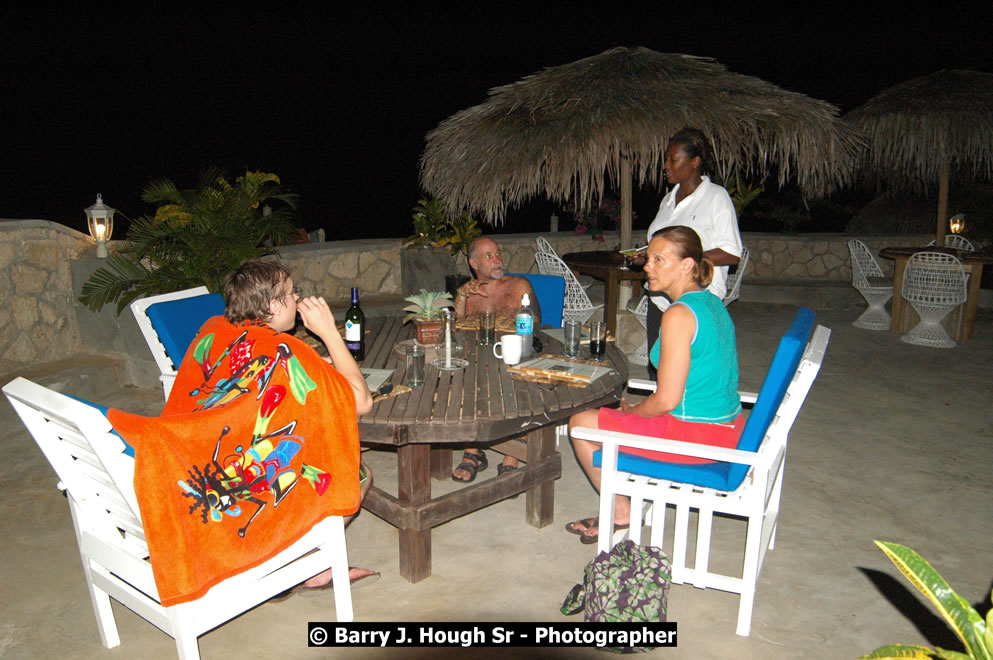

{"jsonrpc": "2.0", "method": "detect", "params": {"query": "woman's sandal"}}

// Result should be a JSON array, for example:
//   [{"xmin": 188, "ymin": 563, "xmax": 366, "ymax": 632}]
[
  {"xmin": 564, "ymin": 517, "xmax": 630, "ymax": 545},
  {"xmin": 451, "ymin": 451, "xmax": 488, "ymax": 483}
]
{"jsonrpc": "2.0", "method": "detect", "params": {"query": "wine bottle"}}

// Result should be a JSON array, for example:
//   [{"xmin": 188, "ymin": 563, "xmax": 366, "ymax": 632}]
[{"xmin": 344, "ymin": 287, "xmax": 365, "ymax": 361}]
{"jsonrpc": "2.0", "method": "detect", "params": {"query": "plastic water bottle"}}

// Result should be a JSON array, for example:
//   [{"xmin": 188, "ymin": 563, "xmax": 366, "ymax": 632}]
[{"xmin": 516, "ymin": 293, "xmax": 534, "ymax": 359}]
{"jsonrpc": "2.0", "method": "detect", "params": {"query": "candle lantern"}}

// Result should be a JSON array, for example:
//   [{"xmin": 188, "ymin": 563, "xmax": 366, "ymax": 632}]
[
  {"xmin": 85, "ymin": 194, "xmax": 116, "ymax": 258},
  {"xmin": 949, "ymin": 213, "xmax": 965, "ymax": 235}
]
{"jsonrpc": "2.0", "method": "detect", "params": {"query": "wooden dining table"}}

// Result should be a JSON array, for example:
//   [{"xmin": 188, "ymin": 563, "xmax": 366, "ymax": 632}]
[
  {"xmin": 562, "ymin": 250, "xmax": 645, "ymax": 336},
  {"xmin": 879, "ymin": 246, "xmax": 993, "ymax": 340},
  {"xmin": 356, "ymin": 316, "xmax": 628, "ymax": 582}
]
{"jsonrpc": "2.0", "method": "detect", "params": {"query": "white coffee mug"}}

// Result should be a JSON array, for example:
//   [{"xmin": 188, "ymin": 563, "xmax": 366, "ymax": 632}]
[{"xmin": 493, "ymin": 334, "xmax": 523, "ymax": 365}]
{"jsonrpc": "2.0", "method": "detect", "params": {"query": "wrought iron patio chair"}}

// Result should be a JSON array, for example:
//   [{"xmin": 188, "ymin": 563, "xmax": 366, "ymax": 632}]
[
  {"xmin": 900, "ymin": 251, "xmax": 968, "ymax": 348},
  {"xmin": 847, "ymin": 239, "xmax": 893, "ymax": 330},
  {"xmin": 723, "ymin": 246, "xmax": 750, "ymax": 306},
  {"xmin": 534, "ymin": 251, "xmax": 603, "ymax": 325}
]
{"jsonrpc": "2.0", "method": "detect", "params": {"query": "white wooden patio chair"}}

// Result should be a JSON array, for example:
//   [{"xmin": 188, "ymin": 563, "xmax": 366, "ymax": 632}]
[
  {"xmin": 847, "ymin": 239, "xmax": 894, "ymax": 330},
  {"xmin": 131, "ymin": 287, "xmax": 225, "ymax": 399},
  {"xmin": 900, "ymin": 251, "xmax": 968, "ymax": 348},
  {"xmin": 3, "ymin": 377, "xmax": 353, "ymax": 660},
  {"xmin": 534, "ymin": 251, "xmax": 603, "ymax": 324},
  {"xmin": 572, "ymin": 308, "xmax": 830, "ymax": 636},
  {"xmin": 723, "ymin": 246, "xmax": 750, "ymax": 306}
]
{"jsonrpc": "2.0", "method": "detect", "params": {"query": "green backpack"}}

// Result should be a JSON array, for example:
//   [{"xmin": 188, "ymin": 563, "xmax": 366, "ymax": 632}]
[{"xmin": 561, "ymin": 540, "xmax": 672, "ymax": 652}]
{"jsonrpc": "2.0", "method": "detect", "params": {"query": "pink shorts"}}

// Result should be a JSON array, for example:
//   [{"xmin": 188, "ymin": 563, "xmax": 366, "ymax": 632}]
[{"xmin": 597, "ymin": 408, "xmax": 745, "ymax": 465}]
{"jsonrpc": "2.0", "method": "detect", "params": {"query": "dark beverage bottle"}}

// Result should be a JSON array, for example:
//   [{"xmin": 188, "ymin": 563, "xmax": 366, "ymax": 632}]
[{"xmin": 344, "ymin": 287, "xmax": 365, "ymax": 361}]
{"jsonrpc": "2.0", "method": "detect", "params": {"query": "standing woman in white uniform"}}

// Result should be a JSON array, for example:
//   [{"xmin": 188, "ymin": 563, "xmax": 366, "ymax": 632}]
[{"xmin": 643, "ymin": 128, "xmax": 742, "ymax": 378}]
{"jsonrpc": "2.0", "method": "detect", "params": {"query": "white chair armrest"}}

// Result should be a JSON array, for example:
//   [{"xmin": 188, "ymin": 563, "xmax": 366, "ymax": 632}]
[
  {"xmin": 627, "ymin": 378, "xmax": 657, "ymax": 392},
  {"xmin": 572, "ymin": 426, "xmax": 762, "ymax": 466},
  {"xmin": 628, "ymin": 380, "xmax": 758, "ymax": 405}
]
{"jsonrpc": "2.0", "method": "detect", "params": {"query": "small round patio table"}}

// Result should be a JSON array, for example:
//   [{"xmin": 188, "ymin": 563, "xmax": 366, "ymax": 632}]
[
  {"xmin": 562, "ymin": 251, "xmax": 645, "ymax": 336},
  {"xmin": 879, "ymin": 246, "xmax": 993, "ymax": 340}
]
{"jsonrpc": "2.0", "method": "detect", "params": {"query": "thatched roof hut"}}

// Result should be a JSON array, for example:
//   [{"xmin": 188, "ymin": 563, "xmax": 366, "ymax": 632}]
[
  {"xmin": 420, "ymin": 47, "xmax": 864, "ymax": 246},
  {"xmin": 847, "ymin": 69, "xmax": 993, "ymax": 242}
]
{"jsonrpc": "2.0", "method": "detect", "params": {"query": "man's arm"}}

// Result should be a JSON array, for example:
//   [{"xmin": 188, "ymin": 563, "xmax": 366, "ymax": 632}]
[{"xmin": 297, "ymin": 296, "xmax": 373, "ymax": 415}]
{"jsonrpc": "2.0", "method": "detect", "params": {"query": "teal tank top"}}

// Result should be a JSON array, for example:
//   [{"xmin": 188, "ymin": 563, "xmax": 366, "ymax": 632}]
[{"xmin": 649, "ymin": 290, "xmax": 741, "ymax": 423}]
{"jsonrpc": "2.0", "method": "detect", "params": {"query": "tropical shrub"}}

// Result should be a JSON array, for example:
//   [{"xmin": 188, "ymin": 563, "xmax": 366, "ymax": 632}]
[{"xmin": 79, "ymin": 169, "xmax": 298, "ymax": 314}]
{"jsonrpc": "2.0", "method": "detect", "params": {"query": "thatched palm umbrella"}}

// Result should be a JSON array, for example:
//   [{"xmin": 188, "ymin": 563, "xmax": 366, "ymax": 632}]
[
  {"xmin": 847, "ymin": 69, "xmax": 993, "ymax": 245},
  {"xmin": 420, "ymin": 47, "xmax": 864, "ymax": 248}
]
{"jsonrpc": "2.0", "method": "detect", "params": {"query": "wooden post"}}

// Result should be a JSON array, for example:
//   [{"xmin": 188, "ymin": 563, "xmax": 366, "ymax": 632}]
[
  {"xmin": 620, "ymin": 154, "xmax": 633, "ymax": 251},
  {"xmin": 936, "ymin": 161, "xmax": 950, "ymax": 246}
]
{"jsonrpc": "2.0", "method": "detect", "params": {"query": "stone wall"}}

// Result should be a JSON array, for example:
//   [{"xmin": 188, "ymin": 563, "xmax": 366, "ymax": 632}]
[
  {"xmin": 0, "ymin": 220, "xmax": 91, "ymax": 374},
  {"xmin": 742, "ymin": 232, "xmax": 930, "ymax": 282}
]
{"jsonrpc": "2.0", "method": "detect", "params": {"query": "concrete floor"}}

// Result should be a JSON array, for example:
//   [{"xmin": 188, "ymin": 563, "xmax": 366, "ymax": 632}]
[{"xmin": 2, "ymin": 302, "xmax": 991, "ymax": 659}]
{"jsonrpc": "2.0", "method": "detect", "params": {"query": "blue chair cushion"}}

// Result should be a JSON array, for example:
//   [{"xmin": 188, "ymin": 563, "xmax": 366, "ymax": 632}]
[
  {"xmin": 593, "ymin": 307, "xmax": 815, "ymax": 492},
  {"xmin": 506, "ymin": 272, "xmax": 565, "ymax": 328},
  {"xmin": 64, "ymin": 393, "xmax": 135, "ymax": 458},
  {"xmin": 145, "ymin": 293, "xmax": 226, "ymax": 367}
]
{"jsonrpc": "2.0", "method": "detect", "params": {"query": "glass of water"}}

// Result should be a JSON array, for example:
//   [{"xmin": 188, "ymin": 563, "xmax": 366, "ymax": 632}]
[{"xmin": 563, "ymin": 319, "xmax": 581, "ymax": 357}]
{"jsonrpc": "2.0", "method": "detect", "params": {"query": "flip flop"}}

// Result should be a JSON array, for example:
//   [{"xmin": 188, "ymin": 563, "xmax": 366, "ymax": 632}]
[
  {"xmin": 451, "ymin": 451, "xmax": 488, "ymax": 483},
  {"xmin": 565, "ymin": 517, "xmax": 630, "ymax": 544}
]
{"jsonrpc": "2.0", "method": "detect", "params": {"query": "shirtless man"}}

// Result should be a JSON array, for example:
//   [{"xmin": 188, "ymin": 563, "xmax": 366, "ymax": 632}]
[{"xmin": 451, "ymin": 237, "xmax": 541, "ymax": 483}]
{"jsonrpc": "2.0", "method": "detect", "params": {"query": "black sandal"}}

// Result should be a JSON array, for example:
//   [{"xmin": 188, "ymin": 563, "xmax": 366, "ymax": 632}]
[{"xmin": 452, "ymin": 451, "xmax": 488, "ymax": 483}]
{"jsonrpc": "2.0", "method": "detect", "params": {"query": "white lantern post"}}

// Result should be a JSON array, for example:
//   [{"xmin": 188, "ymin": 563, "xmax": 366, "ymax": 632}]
[{"xmin": 85, "ymin": 194, "xmax": 116, "ymax": 258}]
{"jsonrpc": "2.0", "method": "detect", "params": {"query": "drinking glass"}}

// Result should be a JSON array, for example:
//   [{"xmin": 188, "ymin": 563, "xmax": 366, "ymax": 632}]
[
  {"xmin": 563, "ymin": 319, "xmax": 581, "ymax": 357},
  {"xmin": 478, "ymin": 310, "xmax": 495, "ymax": 346},
  {"xmin": 589, "ymin": 320, "xmax": 607, "ymax": 360},
  {"xmin": 405, "ymin": 344, "xmax": 425, "ymax": 387}
]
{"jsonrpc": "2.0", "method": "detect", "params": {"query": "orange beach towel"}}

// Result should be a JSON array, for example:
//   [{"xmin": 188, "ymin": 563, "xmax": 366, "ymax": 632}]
[{"xmin": 109, "ymin": 316, "xmax": 360, "ymax": 606}]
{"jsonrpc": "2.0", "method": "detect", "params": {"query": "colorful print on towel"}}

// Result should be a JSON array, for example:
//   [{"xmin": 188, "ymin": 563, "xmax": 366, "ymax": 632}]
[{"xmin": 109, "ymin": 315, "xmax": 361, "ymax": 606}]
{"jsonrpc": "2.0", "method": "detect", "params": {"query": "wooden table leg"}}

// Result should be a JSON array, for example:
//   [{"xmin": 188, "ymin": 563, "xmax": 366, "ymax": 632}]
[
  {"xmin": 525, "ymin": 425, "xmax": 556, "ymax": 528},
  {"xmin": 397, "ymin": 442, "xmax": 432, "ymax": 582},
  {"xmin": 430, "ymin": 447, "xmax": 452, "ymax": 480},
  {"xmin": 961, "ymin": 263, "xmax": 984, "ymax": 340},
  {"xmin": 890, "ymin": 257, "xmax": 909, "ymax": 336}
]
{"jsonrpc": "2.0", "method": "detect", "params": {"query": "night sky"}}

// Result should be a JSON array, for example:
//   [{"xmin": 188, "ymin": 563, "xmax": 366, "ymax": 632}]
[{"xmin": 4, "ymin": 7, "xmax": 991, "ymax": 239}]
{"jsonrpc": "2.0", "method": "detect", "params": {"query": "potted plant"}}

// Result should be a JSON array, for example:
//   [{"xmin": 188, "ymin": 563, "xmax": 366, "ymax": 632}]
[
  {"xmin": 403, "ymin": 289, "xmax": 454, "ymax": 345},
  {"xmin": 79, "ymin": 168, "xmax": 298, "ymax": 313},
  {"xmin": 402, "ymin": 197, "xmax": 482, "ymax": 297},
  {"xmin": 434, "ymin": 209, "xmax": 482, "ymax": 297}
]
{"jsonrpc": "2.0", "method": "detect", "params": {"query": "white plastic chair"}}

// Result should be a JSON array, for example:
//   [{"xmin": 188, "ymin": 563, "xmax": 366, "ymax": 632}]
[
  {"xmin": 900, "ymin": 251, "xmax": 968, "ymax": 348},
  {"xmin": 723, "ymin": 247, "xmax": 750, "ymax": 306},
  {"xmin": 572, "ymin": 313, "xmax": 830, "ymax": 637},
  {"xmin": 131, "ymin": 287, "xmax": 224, "ymax": 399},
  {"xmin": 627, "ymin": 295, "xmax": 650, "ymax": 366},
  {"xmin": 847, "ymin": 239, "xmax": 894, "ymax": 330},
  {"xmin": 534, "ymin": 251, "xmax": 603, "ymax": 324},
  {"xmin": 3, "ymin": 377, "xmax": 353, "ymax": 660}
]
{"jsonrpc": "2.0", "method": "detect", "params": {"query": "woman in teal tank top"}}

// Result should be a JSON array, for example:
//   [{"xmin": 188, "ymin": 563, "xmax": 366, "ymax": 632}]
[{"xmin": 565, "ymin": 226, "xmax": 743, "ymax": 545}]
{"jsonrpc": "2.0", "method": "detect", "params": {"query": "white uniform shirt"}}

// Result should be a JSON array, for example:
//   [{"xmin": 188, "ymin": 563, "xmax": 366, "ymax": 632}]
[{"xmin": 646, "ymin": 176, "xmax": 742, "ymax": 309}]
